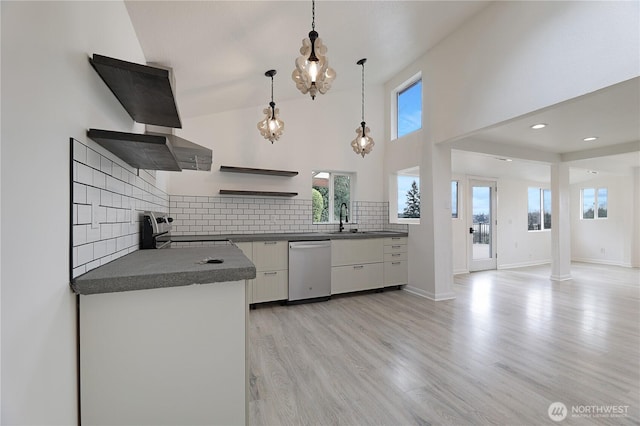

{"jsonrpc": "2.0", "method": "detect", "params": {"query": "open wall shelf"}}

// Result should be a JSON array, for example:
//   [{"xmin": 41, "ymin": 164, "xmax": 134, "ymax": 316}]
[
  {"xmin": 219, "ymin": 166, "xmax": 298, "ymax": 177},
  {"xmin": 219, "ymin": 190, "xmax": 298, "ymax": 197}
]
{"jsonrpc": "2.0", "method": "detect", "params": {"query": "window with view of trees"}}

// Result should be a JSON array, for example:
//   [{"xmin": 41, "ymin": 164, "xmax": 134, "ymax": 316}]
[
  {"xmin": 397, "ymin": 173, "xmax": 420, "ymax": 220},
  {"xmin": 312, "ymin": 172, "xmax": 352, "ymax": 223},
  {"xmin": 397, "ymin": 79, "xmax": 422, "ymax": 138},
  {"xmin": 528, "ymin": 187, "xmax": 551, "ymax": 231},
  {"xmin": 582, "ymin": 187, "xmax": 608, "ymax": 219},
  {"xmin": 452, "ymin": 181, "xmax": 458, "ymax": 218}
]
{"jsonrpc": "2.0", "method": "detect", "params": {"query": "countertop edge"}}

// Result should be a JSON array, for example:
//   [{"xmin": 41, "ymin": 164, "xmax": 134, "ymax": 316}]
[{"xmin": 72, "ymin": 265, "xmax": 257, "ymax": 295}]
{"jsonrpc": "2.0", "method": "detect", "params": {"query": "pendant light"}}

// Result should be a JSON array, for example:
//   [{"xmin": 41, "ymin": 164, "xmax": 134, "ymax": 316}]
[
  {"xmin": 292, "ymin": 0, "xmax": 336, "ymax": 100},
  {"xmin": 257, "ymin": 70, "xmax": 284, "ymax": 143},
  {"xmin": 351, "ymin": 58, "xmax": 374, "ymax": 158}
]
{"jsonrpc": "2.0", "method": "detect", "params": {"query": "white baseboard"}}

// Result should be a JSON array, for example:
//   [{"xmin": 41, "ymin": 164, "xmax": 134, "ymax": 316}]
[
  {"xmin": 403, "ymin": 286, "xmax": 456, "ymax": 301},
  {"xmin": 550, "ymin": 274, "xmax": 572, "ymax": 281},
  {"xmin": 572, "ymin": 257, "xmax": 632, "ymax": 268},
  {"xmin": 453, "ymin": 268, "xmax": 469, "ymax": 275}
]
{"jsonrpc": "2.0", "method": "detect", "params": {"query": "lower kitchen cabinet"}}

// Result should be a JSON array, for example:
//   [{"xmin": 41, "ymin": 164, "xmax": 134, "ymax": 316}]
[
  {"xmin": 236, "ymin": 240, "xmax": 288, "ymax": 304},
  {"xmin": 253, "ymin": 270, "xmax": 288, "ymax": 303},
  {"xmin": 80, "ymin": 281, "xmax": 247, "ymax": 425},
  {"xmin": 384, "ymin": 260, "xmax": 408, "ymax": 286},
  {"xmin": 383, "ymin": 237, "xmax": 408, "ymax": 286},
  {"xmin": 234, "ymin": 242, "xmax": 255, "ymax": 304},
  {"xmin": 331, "ymin": 262, "xmax": 383, "ymax": 294}
]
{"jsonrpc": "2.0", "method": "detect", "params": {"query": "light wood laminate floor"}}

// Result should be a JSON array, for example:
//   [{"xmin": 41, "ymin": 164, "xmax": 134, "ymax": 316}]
[{"xmin": 249, "ymin": 263, "xmax": 639, "ymax": 425}]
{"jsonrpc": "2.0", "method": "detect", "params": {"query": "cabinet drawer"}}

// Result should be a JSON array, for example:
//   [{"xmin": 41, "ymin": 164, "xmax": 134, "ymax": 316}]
[
  {"xmin": 384, "ymin": 237, "xmax": 407, "ymax": 245},
  {"xmin": 331, "ymin": 239, "xmax": 383, "ymax": 266},
  {"xmin": 234, "ymin": 242, "xmax": 253, "ymax": 262},
  {"xmin": 252, "ymin": 241, "xmax": 288, "ymax": 271},
  {"xmin": 384, "ymin": 252, "xmax": 407, "ymax": 262},
  {"xmin": 253, "ymin": 270, "xmax": 288, "ymax": 303},
  {"xmin": 331, "ymin": 263, "xmax": 383, "ymax": 294},
  {"xmin": 384, "ymin": 243, "xmax": 407, "ymax": 254},
  {"xmin": 384, "ymin": 260, "xmax": 408, "ymax": 286}
]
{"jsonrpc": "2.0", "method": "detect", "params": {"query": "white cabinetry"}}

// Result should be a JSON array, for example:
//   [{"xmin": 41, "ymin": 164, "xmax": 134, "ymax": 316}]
[
  {"xmin": 384, "ymin": 237, "xmax": 408, "ymax": 286},
  {"xmin": 331, "ymin": 239, "xmax": 384, "ymax": 294},
  {"xmin": 234, "ymin": 242, "xmax": 255, "ymax": 304},
  {"xmin": 80, "ymin": 282, "xmax": 246, "ymax": 425},
  {"xmin": 251, "ymin": 241, "xmax": 288, "ymax": 303}
]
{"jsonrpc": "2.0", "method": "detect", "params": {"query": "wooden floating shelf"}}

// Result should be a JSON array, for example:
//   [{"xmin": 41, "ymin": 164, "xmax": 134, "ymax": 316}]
[
  {"xmin": 219, "ymin": 190, "xmax": 298, "ymax": 197},
  {"xmin": 219, "ymin": 165, "xmax": 298, "ymax": 177}
]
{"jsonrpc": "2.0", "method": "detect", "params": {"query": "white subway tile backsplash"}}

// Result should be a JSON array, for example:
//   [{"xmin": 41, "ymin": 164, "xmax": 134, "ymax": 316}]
[
  {"xmin": 71, "ymin": 138, "xmax": 169, "ymax": 279},
  {"xmin": 167, "ymin": 195, "xmax": 407, "ymax": 236}
]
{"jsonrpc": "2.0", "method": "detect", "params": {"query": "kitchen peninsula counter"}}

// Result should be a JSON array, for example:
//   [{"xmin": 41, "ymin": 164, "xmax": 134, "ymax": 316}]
[
  {"xmin": 75, "ymin": 244, "xmax": 252, "ymax": 425},
  {"xmin": 71, "ymin": 245, "xmax": 256, "ymax": 295}
]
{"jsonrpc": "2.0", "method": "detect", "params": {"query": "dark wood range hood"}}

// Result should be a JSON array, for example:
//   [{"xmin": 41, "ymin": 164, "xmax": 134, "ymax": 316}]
[{"xmin": 88, "ymin": 54, "xmax": 212, "ymax": 172}]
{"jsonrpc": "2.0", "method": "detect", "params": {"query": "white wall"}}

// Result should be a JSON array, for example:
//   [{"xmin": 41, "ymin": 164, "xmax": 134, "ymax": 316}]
[
  {"xmin": 1, "ymin": 2, "xmax": 147, "ymax": 423},
  {"xmin": 426, "ymin": 0, "xmax": 640, "ymax": 144},
  {"xmin": 496, "ymin": 178, "xmax": 551, "ymax": 269},
  {"xmin": 170, "ymin": 86, "xmax": 385, "ymax": 202},
  {"xmin": 571, "ymin": 174, "xmax": 636, "ymax": 267},
  {"xmin": 451, "ymin": 174, "xmax": 467, "ymax": 274}
]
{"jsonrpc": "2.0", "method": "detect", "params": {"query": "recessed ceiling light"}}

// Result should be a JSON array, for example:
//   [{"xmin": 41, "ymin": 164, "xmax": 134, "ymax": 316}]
[
  {"xmin": 495, "ymin": 157, "xmax": 513, "ymax": 162},
  {"xmin": 587, "ymin": 170, "xmax": 599, "ymax": 174},
  {"xmin": 530, "ymin": 123, "xmax": 547, "ymax": 130},
  {"xmin": 583, "ymin": 136, "xmax": 598, "ymax": 142}
]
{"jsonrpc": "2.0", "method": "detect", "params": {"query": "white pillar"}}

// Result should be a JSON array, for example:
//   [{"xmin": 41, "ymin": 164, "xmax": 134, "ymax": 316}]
[
  {"xmin": 406, "ymin": 142, "xmax": 455, "ymax": 300},
  {"xmin": 632, "ymin": 167, "xmax": 640, "ymax": 268},
  {"xmin": 550, "ymin": 162, "xmax": 572, "ymax": 281}
]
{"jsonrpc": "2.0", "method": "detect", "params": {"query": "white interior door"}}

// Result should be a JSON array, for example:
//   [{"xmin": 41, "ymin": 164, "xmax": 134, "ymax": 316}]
[{"xmin": 469, "ymin": 179, "xmax": 497, "ymax": 271}]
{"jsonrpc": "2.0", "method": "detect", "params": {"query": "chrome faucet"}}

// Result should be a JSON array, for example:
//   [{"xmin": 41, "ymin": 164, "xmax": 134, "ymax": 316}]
[{"xmin": 339, "ymin": 203, "xmax": 349, "ymax": 232}]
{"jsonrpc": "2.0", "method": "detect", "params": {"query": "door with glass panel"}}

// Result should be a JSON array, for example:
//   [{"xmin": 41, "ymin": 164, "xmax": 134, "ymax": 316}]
[{"xmin": 469, "ymin": 180, "xmax": 497, "ymax": 271}]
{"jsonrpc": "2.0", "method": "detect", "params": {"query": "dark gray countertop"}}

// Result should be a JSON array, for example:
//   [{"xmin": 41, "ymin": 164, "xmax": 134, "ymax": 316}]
[
  {"xmin": 72, "ymin": 245, "xmax": 256, "ymax": 295},
  {"xmin": 166, "ymin": 230, "xmax": 408, "ymax": 243}
]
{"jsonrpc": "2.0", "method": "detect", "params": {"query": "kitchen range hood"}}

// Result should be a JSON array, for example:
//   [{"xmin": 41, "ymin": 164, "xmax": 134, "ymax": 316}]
[
  {"xmin": 88, "ymin": 54, "xmax": 212, "ymax": 172},
  {"xmin": 87, "ymin": 129, "xmax": 212, "ymax": 171}
]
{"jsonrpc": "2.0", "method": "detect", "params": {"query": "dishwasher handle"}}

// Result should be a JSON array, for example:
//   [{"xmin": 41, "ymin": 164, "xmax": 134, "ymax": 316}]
[{"xmin": 289, "ymin": 241, "xmax": 331, "ymax": 250}]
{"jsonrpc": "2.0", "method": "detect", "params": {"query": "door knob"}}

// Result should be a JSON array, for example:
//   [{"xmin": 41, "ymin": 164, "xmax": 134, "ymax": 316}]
[{"xmin": 469, "ymin": 227, "xmax": 475, "ymax": 234}]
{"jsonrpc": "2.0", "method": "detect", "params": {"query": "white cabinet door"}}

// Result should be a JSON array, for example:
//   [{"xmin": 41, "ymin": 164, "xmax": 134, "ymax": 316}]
[
  {"xmin": 331, "ymin": 263, "xmax": 383, "ymax": 294},
  {"xmin": 384, "ymin": 260, "xmax": 408, "ymax": 286},
  {"xmin": 234, "ymin": 242, "xmax": 254, "ymax": 304},
  {"xmin": 252, "ymin": 241, "xmax": 288, "ymax": 271},
  {"xmin": 254, "ymin": 270, "xmax": 288, "ymax": 303},
  {"xmin": 234, "ymin": 242, "xmax": 253, "ymax": 261},
  {"xmin": 331, "ymin": 239, "xmax": 383, "ymax": 266}
]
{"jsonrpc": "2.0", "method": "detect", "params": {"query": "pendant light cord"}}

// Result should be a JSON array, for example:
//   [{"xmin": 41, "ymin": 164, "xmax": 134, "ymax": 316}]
[
  {"xmin": 271, "ymin": 75, "xmax": 274, "ymax": 103},
  {"xmin": 312, "ymin": 0, "xmax": 315, "ymax": 31},
  {"xmin": 361, "ymin": 62, "xmax": 365, "ymax": 122}
]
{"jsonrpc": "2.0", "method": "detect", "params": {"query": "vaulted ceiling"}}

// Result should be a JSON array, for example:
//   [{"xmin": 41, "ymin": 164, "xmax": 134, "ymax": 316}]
[{"xmin": 125, "ymin": 1, "xmax": 639, "ymax": 182}]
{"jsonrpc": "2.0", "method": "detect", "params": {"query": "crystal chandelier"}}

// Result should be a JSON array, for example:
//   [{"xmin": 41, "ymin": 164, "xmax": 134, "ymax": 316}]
[
  {"xmin": 292, "ymin": 0, "xmax": 336, "ymax": 100},
  {"xmin": 351, "ymin": 58, "xmax": 374, "ymax": 157},
  {"xmin": 257, "ymin": 70, "xmax": 284, "ymax": 143}
]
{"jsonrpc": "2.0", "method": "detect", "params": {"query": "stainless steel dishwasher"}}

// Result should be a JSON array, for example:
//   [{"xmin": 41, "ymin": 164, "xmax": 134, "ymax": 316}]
[{"xmin": 288, "ymin": 240, "xmax": 331, "ymax": 303}]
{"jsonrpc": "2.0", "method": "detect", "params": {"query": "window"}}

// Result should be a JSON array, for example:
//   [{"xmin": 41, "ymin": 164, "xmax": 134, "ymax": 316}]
[
  {"xmin": 452, "ymin": 181, "xmax": 459, "ymax": 218},
  {"xmin": 312, "ymin": 171, "xmax": 353, "ymax": 223},
  {"xmin": 397, "ymin": 169, "xmax": 420, "ymax": 220},
  {"xmin": 581, "ymin": 187, "xmax": 608, "ymax": 219},
  {"xmin": 528, "ymin": 187, "xmax": 551, "ymax": 231},
  {"xmin": 397, "ymin": 79, "xmax": 422, "ymax": 138}
]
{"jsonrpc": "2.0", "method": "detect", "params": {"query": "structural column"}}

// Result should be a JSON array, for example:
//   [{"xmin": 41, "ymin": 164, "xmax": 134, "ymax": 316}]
[
  {"xmin": 407, "ymin": 141, "xmax": 455, "ymax": 300},
  {"xmin": 632, "ymin": 167, "xmax": 640, "ymax": 267},
  {"xmin": 550, "ymin": 162, "xmax": 572, "ymax": 281}
]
